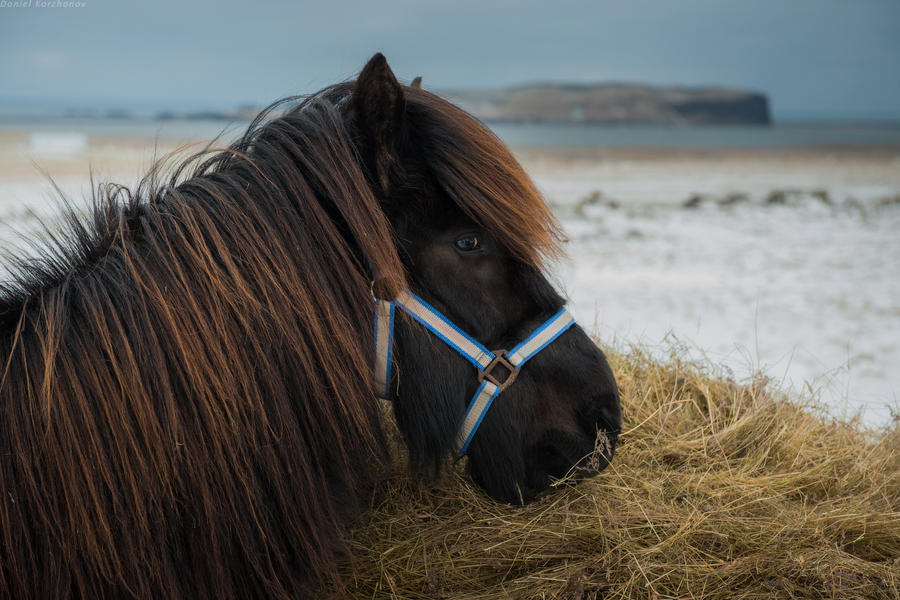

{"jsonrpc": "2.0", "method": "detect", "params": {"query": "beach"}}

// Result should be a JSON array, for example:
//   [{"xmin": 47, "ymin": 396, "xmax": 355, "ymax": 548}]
[{"xmin": 1, "ymin": 128, "xmax": 898, "ymax": 427}]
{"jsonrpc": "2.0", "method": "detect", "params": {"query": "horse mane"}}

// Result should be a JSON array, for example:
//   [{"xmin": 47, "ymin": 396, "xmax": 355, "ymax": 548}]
[{"xmin": 0, "ymin": 81, "xmax": 562, "ymax": 598}]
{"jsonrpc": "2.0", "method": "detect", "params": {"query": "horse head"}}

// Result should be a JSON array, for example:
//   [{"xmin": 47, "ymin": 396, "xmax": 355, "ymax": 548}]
[{"xmin": 350, "ymin": 54, "xmax": 621, "ymax": 504}]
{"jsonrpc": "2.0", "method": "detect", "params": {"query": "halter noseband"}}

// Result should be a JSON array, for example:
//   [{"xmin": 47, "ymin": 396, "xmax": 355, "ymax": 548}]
[{"xmin": 373, "ymin": 289, "xmax": 575, "ymax": 456}]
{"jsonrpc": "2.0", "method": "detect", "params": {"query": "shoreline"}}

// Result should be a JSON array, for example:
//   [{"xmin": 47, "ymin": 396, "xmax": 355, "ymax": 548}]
[{"xmin": 2, "ymin": 129, "xmax": 900, "ymax": 183}]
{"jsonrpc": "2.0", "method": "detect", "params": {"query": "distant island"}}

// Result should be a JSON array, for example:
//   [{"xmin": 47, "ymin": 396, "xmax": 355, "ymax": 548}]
[
  {"xmin": 443, "ymin": 83, "xmax": 771, "ymax": 125},
  {"xmin": 28, "ymin": 84, "xmax": 769, "ymax": 127}
]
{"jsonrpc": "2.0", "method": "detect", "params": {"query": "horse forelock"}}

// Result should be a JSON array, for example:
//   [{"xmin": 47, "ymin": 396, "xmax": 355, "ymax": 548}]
[{"xmin": 403, "ymin": 87, "xmax": 565, "ymax": 270}]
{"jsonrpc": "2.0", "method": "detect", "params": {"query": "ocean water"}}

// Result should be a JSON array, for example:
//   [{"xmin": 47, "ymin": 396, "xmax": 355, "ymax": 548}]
[
  {"xmin": 2, "ymin": 117, "xmax": 900, "ymax": 149},
  {"xmin": 0, "ymin": 117, "xmax": 253, "ymax": 144},
  {"xmin": 492, "ymin": 121, "xmax": 900, "ymax": 149}
]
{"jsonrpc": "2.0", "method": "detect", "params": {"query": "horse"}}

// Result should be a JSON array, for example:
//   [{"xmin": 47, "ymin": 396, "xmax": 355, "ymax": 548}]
[{"xmin": 0, "ymin": 54, "xmax": 621, "ymax": 598}]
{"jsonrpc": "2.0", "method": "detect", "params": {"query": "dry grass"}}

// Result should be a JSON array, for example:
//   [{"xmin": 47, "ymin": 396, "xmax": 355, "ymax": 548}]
[{"xmin": 335, "ymin": 346, "xmax": 900, "ymax": 599}]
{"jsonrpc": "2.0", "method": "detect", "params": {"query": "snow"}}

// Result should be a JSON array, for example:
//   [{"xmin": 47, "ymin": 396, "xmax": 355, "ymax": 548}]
[{"xmin": 533, "ymin": 159, "xmax": 900, "ymax": 427}]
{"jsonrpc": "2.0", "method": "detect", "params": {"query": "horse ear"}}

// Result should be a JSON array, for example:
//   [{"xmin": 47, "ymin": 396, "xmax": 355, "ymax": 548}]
[
  {"xmin": 410, "ymin": 76, "xmax": 422, "ymax": 89},
  {"xmin": 353, "ymin": 53, "xmax": 407, "ymax": 195}
]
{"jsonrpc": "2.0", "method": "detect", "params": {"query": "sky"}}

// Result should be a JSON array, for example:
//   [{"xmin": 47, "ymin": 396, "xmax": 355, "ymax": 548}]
[{"xmin": 1, "ymin": 0, "xmax": 899, "ymax": 120}]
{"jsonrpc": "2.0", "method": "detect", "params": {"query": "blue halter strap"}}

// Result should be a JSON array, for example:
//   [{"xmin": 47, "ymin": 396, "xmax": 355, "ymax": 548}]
[{"xmin": 373, "ymin": 289, "xmax": 575, "ymax": 455}]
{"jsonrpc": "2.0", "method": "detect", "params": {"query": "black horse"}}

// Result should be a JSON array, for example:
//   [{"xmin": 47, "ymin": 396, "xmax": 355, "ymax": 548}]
[{"xmin": 0, "ymin": 54, "xmax": 620, "ymax": 598}]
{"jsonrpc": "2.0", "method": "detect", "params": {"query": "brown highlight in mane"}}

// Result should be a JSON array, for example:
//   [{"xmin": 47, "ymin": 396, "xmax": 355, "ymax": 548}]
[{"xmin": 0, "ymin": 80, "xmax": 562, "ymax": 598}]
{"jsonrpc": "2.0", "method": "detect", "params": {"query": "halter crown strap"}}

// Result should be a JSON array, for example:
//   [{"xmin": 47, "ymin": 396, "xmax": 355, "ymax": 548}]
[{"xmin": 373, "ymin": 289, "xmax": 575, "ymax": 455}]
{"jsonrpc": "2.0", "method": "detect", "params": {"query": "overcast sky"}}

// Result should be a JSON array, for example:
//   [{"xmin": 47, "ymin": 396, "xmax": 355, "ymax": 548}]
[{"xmin": 2, "ymin": 0, "xmax": 898, "ymax": 119}]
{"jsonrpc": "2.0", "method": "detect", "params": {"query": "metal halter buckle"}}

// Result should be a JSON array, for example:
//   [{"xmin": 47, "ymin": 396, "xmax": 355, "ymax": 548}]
[{"xmin": 477, "ymin": 350, "xmax": 519, "ymax": 392}]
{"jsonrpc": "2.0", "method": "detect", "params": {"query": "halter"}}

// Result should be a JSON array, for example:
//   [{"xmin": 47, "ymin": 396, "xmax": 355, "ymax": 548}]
[{"xmin": 373, "ymin": 289, "xmax": 575, "ymax": 456}]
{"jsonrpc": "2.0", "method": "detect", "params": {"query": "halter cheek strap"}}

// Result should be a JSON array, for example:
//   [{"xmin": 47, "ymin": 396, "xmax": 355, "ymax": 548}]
[
  {"xmin": 373, "ymin": 289, "xmax": 575, "ymax": 455},
  {"xmin": 373, "ymin": 298, "xmax": 395, "ymax": 399}
]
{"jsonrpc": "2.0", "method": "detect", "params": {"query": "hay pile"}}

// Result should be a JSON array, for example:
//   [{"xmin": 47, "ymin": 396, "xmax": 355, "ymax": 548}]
[{"xmin": 337, "ymin": 347, "xmax": 899, "ymax": 599}]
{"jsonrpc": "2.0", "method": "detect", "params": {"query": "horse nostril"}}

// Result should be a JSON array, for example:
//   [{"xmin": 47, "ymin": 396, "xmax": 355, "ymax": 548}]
[
  {"xmin": 526, "ymin": 429, "xmax": 597, "ymax": 491},
  {"xmin": 578, "ymin": 392, "xmax": 622, "ymax": 440},
  {"xmin": 525, "ymin": 443, "xmax": 570, "ymax": 491},
  {"xmin": 536, "ymin": 443, "xmax": 570, "ymax": 476}
]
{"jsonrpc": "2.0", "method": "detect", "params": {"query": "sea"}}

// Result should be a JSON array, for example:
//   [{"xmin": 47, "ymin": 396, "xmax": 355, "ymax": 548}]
[{"xmin": 3, "ymin": 116, "xmax": 900, "ymax": 148}]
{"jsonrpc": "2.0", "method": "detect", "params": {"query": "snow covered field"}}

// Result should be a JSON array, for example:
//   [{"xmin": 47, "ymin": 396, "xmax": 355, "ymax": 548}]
[
  {"xmin": 1, "ymin": 133, "xmax": 898, "ymax": 427},
  {"xmin": 521, "ymin": 149, "xmax": 900, "ymax": 427}
]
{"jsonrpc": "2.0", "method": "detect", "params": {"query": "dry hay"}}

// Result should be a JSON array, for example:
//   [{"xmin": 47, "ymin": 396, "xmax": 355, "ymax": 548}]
[{"xmin": 333, "ymin": 346, "xmax": 899, "ymax": 599}]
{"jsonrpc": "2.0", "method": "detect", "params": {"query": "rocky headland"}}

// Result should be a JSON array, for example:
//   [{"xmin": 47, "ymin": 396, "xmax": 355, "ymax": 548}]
[{"xmin": 444, "ymin": 83, "xmax": 771, "ymax": 125}]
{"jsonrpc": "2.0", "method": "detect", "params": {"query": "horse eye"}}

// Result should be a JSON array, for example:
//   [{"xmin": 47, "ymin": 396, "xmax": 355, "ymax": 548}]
[{"xmin": 454, "ymin": 235, "xmax": 480, "ymax": 253}]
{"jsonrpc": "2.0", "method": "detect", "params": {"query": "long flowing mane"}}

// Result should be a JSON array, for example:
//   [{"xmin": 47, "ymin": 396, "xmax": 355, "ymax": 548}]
[{"xmin": 0, "ymin": 82, "xmax": 561, "ymax": 597}]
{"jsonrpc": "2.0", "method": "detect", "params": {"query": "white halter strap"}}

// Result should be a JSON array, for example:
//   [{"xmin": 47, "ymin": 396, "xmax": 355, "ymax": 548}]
[{"xmin": 373, "ymin": 289, "xmax": 575, "ymax": 455}]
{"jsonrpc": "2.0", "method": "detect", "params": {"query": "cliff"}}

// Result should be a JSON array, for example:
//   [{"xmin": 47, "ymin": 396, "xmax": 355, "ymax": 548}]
[{"xmin": 444, "ymin": 83, "xmax": 771, "ymax": 125}]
